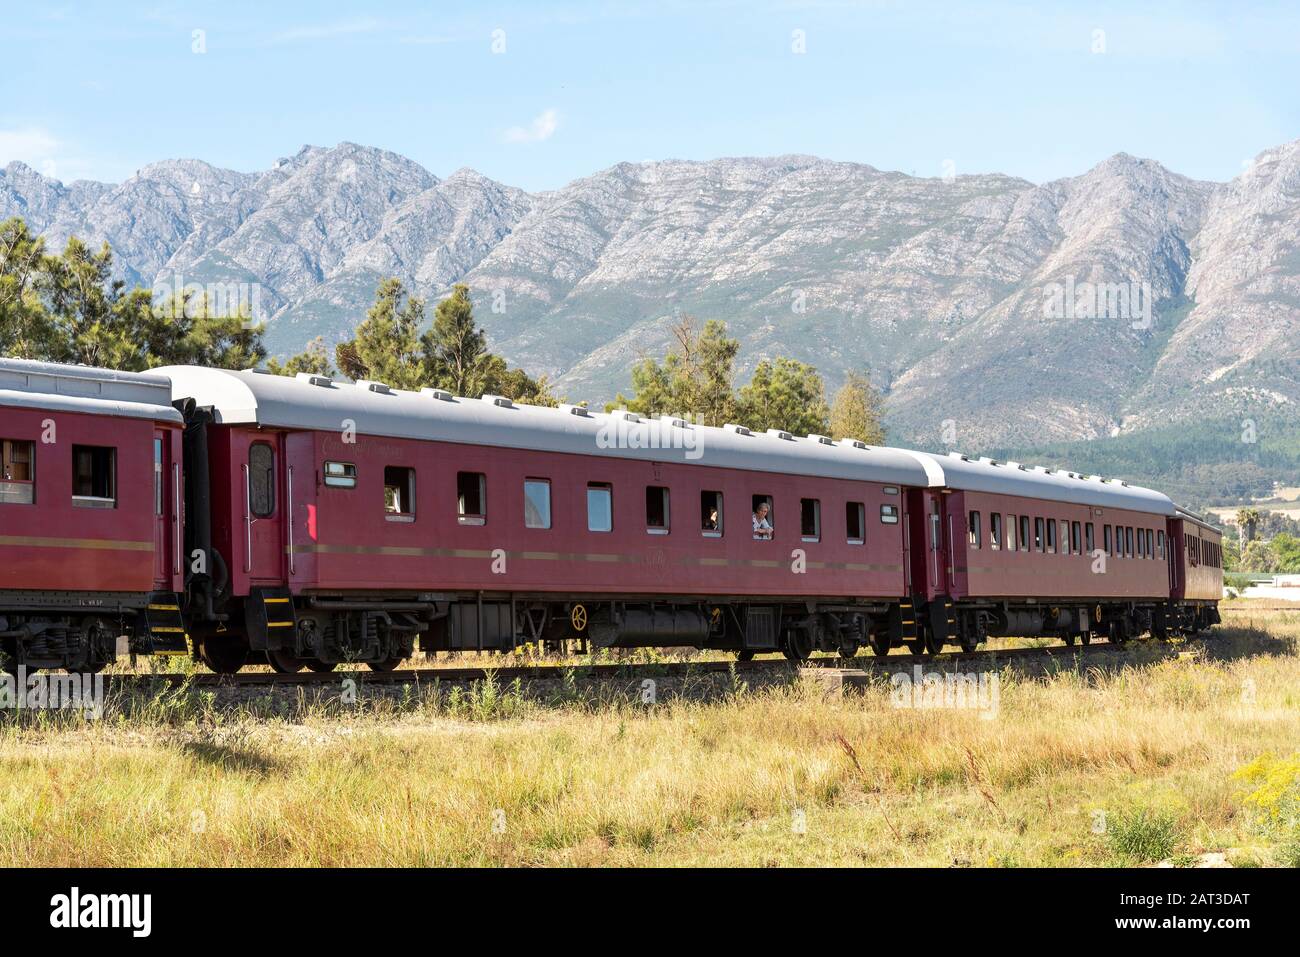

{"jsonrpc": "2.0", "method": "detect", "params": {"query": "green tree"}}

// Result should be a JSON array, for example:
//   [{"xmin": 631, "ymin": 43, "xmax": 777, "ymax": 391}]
[
  {"xmin": 829, "ymin": 371, "xmax": 886, "ymax": 445},
  {"xmin": 0, "ymin": 218, "xmax": 56, "ymax": 358},
  {"xmin": 1236, "ymin": 507, "xmax": 1261, "ymax": 544},
  {"xmin": 267, "ymin": 336, "xmax": 335, "ymax": 377},
  {"xmin": 735, "ymin": 357, "xmax": 830, "ymax": 435},
  {"xmin": 334, "ymin": 277, "xmax": 428, "ymax": 389},
  {"xmin": 611, "ymin": 316, "xmax": 738, "ymax": 425},
  {"xmin": 425, "ymin": 283, "xmax": 487, "ymax": 395}
]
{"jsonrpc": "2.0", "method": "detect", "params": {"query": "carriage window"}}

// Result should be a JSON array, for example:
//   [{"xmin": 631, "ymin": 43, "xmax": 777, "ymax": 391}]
[
  {"xmin": 1034, "ymin": 517, "xmax": 1045, "ymax": 552},
  {"xmin": 880, "ymin": 503, "xmax": 899, "ymax": 524},
  {"xmin": 990, "ymin": 513, "xmax": 1002, "ymax": 551},
  {"xmin": 1071, "ymin": 521, "xmax": 1081, "ymax": 555},
  {"xmin": 701, "ymin": 490, "xmax": 723, "ymax": 536},
  {"xmin": 800, "ymin": 498, "xmax": 820, "ymax": 542},
  {"xmin": 384, "ymin": 467, "xmax": 416, "ymax": 519},
  {"xmin": 1057, "ymin": 520, "xmax": 1068, "ymax": 554},
  {"xmin": 846, "ymin": 502, "xmax": 865, "ymax": 544},
  {"xmin": 968, "ymin": 511, "xmax": 981, "ymax": 549},
  {"xmin": 1046, "ymin": 519, "xmax": 1057, "ymax": 553},
  {"xmin": 1126, "ymin": 527, "xmax": 1134, "ymax": 558},
  {"xmin": 0, "ymin": 438, "xmax": 35, "ymax": 505},
  {"xmin": 324, "ymin": 461, "xmax": 357, "ymax": 488},
  {"xmin": 524, "ymin": 479, "xmax": 552, "ymax": 529},
  {"xmin": 71, "ymin": 444, "xmax": 117, "ymax": 509},
  {"xmin": 645, "ymin": 486, "xmax": 670, "ymax": 534},
  {"xmin": 1157, "ymin": 530, "xmax": 1164, "ymax": 559},
  {"xmin": 246, "ymin": 443, "xmax": 274, "ymax": 517},
  {"xmin": 752, "ymin": 494, "xmax": 774, "ymax": 540},
  {"xmin": 457, "ymin": 471, "xmax": 486, "ymax": 525},
  {"xmin": 1020, "ymin": 516, "xmax": 1030, "ymax": 551},
  {"xmin": 1104, "ymin": 525, "xmax": 1113, "ymax": 555},
  {"xmin": 1085, "ymin": 522, "xmax": 1095, "ymax": 554},
  {"xmin": 587, "ymin": 484, "xmax": 613, "ymax": 532},
  {"xmin": 1006, "ymin": 514, "xmax": 1016, "ymax": 551}
]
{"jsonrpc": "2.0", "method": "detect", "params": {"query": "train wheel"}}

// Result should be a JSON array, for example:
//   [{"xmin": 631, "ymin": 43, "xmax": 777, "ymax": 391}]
[
  {"xmin": 198, "ymin": 633, "xmax": 248, "ymax": 674},
  {"xmin": 267, "ymin": 649, "xmax": 306, "ymax": 673},
  {"xmin": 736, "ymin": 649, "xmax": 755, "ymax": 662},
  {"xmin": 868, "ymin": 628, "xmax": 891, "ymax": 657},
  {"xmin": 368, "ymin": 657, "xmax": 402, "ymax": 672},
  {"xmin": 905, "ymin": 638, "xmax": 925, "ymax": 655},
  {"xmin": 304, "ymin": 659, "xmax": 336, "ymax": 673},
  {"xmin": 1109, "ymin": 620, "xmax": 1129, "ymax": 646},
  {"xmin": 1080, "ymin": 631, "xmax": 1092, "ymax": 646},
  {"xmin": 782, "ymin": 629, "xmax": 813, "ymax": 662},
  {"xmin": 838, "ymin": 639, "xmax": 860, "ymax": 661},
  {"xmin": 923, "ymin": 628, "xmax": 945, "ymax": 656},
  {"xmin": 1063, "ymin": 632, "xmax": 1076, "ymax": 648}
]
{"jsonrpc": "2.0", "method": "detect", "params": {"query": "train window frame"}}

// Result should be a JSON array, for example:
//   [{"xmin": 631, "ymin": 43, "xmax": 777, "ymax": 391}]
[
  {"xmin": 586, "ymin": 483, "xmax": 613, "ymax": 533},
  {"xmin": 524, "ymin": 478, "xmax": 552, "ymax": 530},
  {"xmin": 645, "ymin": 485, "xmax": 670, "ymax": 535},
  {"xmin": 968, "ymin": 510, "xmax": 981, "ymax": 549},
  {"xmin": 71, "ymin": 444, "xmax": 118, "ymax": 510},
  {"xmin": 324, "ymin": 461, "xmax": 357, "ymax": 489},
  {"xmin": 457, "ymin": 471, "xmax": 487, "ymax": 525},
  {"xmin": 701, "ymin": 490, "xmax": 723, "ymax": 537},
  {"xmin": 1, "ymin": 438, "xmax": 35, "ymax": 505},
  {"xmin": 1104, "ymin": 525, "xmax": 1113, "ymax": 556},
  {"xmin": 246, "ymin": 442, "xmax": 275, "ymax": 518},
  {"xmin": 1126, "ymin": 526, "xmax": 1134, "ymax": 558},
  {"xmin": 1157, "ymin": 529, "xmax": 1165, "ymax": 559},
  {"xmin": 846, "ymin": 501, "xmax": 865, "ymax": 545},
  {"xmin": 800, "ymin": 498, "xmax": 821, "ymax": 543},
  {"xmin": 383, "ymin": 466, "xmax": 416, "ymax": 521},
  {"xmin": 1006, "ymin": 513, "xmax": 1016, "ymax": 551},
  {"xmin": 1071, "ymin": 521, "xmax": 1082, "ymax": 556},
  {"xmin": 752, "ymin": 493, "xmax": 774, "ymax": 541},
  {"xmin": 1020, "ymin": 516, "xmax": 1031, "ymax": 552},
  {"xmin": 1085, "ymin": 522, "xmax": 1095, "ymax": 554},
  {"xmin": 880, "ymin": 503, "xmax": 899, "ymax": 525},
  {"xmin": 153, "ymin": 438, "xmax": 164, "ymax": 516},
  {"xmin": 1034, "ymin": 517, "xmax": 1045, "ymax": 552},
  {"xmin": 990, "ymin": 512, "xmax": 1002, "ymax": 551}
]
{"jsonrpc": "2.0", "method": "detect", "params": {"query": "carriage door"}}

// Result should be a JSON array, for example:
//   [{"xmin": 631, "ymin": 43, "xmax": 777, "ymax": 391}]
[
  {"xmin": 907, "ymin": 488, "xmax": 949, "ymax": 601},
  {"xmin": 243, "ymin": 436, "xmax": 285, "ymax": 584},
  {"xmin": 152, "ymin": 432, "xmax": 172, "ymax": 588}
]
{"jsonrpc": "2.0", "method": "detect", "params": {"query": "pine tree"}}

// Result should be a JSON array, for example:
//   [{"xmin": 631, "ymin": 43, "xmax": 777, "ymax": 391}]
[
  {"xmin": 736, "ymin": 357, "xmax": 830, "ymax": 435},
  {"xmin": 829, "ymin": 371, "xmax": 887, "ymax": 445}
]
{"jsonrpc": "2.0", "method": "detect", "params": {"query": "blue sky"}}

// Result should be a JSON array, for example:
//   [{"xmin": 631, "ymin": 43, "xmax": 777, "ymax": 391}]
[{"xmin": 2, "ymin": 1, "xmax": 1297, "ymax": 190}]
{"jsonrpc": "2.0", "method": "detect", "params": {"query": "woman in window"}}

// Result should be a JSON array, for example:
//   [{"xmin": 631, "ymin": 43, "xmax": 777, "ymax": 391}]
[{"xmin": 752, "ymin": 501, "xmax": 773, "ymax": 540}]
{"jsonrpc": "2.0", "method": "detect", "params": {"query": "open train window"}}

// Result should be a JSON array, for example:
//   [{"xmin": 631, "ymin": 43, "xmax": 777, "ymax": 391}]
[
  {"xmin": 990, "ymin": 513, "xmax": 1002, "ymax": 550},
  {"xmin": 752, "ymin": 493, "xmax": 774, "ymax": 540},
  {"xmin": 1085, "ymin": 522, "xmax": 1095, "ymax": 554},
  {"xmin": 524, "ymin": 479, "xmax": 552, "ymax": 529},
  {"xmin": 1059, "ymin": 520, "xmax": 1069, "ymax": 554},
  {"xmin": 846, "ymin": 502, "xmax": 865, "ymax": 544},
  {"xmin": 1034, "ymin": 517, "xmax": 1045, "ymax": 552},
  {"xmin": 457, "ymin": 471, "xmax": 486, "ymax": 525},
  {"xmin": 968, "ymin": 511, "xmax": 981, "ymax": 549},
  {"xmin": 1126, "ymin": 527, "xmax": 1134, "ymax": 557},
  {"xmin": 1157, "ymin": 530, "xmax": 1164, "ymax": 559},
  {"xmin": 384, "ymin": 466, "xmax": 416, "ymax": 521},
  {"xmin": 324, "ymin": 461, "xmax": 357, "ymax": 488},
  {"xmin": 645, "ymin": 486, "xmax": 669, "ymax": 534},
  {"xmin": 1104, "ymin": 525, "xmax": 1113, "ymax": 555},
  {"xmin": 800, "ymin": 498, "xmax": 820, "ymax": 542},
  {"xmin": 880, "ymin": 504, "xmax": 899, "ymax": 525},
  {"xmin": 1020, "ymin": 516, "xmax": 1030, "ymax": 551},
  {"xmin": 701, "ymin": 490, "xmax": 723, "ymax": 536},
  {"xmin": 587, "ymin": 483, "xmax": 612, "ymax": 532},
  {"xmin": 1071, "ymin": 521, "xmax": 1081, "ymax": 555},
  {"xmin": 72, "ymin": 445, "xmax": 117, "ymax": 509},
  {"xmin": 1, "ymin": 438, "xmax": 35, "ymax": 505},
  {"xmin": 1006, "ymin": 514, "xmax": 1016, "ymax": 550}
]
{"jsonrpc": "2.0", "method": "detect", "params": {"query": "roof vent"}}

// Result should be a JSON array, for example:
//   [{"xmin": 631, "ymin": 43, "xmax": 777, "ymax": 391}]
[
  {"xmin": 837, "ymin": 438, "xmax": 869, "ymax": 450},
  {"xmin": 766, "ymin": 428, "xmax": 794, "ymax": 441},
  {"xmin": 948, "ymin": 451, "xmax": 970, "ymax": 461},
  {"xmin": 560, "ymin": 403, "xmax": 590, "ymax": 417},
  {"xmin": 356, "ymin": 380, "xmax": 392, "ymax": 395},
  {"xmin": 662, "ymin": 415, "xmax": 690, "ymax": 429},
  {"xmin": 723, "ymin": 423, "xmax": 752, "ymax": 436},
  {"xmin": 420, "ymin": 387, "xmax": 454, "ymax": 401},
  {"xmin": 808, "ymin": 434, "xmax": 835, "ymax": 446},
  {"xmin": 296, "ymin": 373, "xmax": 333, "ymax": 388},
  {"xmin": 482, "ymin": 394, "xmax": 514, "ymax": 409},
  {"xmin": 609, "ymin": 409, "xmax": 640, "ymax": 422}
]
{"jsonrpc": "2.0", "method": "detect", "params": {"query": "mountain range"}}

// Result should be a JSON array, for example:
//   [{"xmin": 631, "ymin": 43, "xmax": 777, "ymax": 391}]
[{"xmin": 4, "ymin": 139, "xmax": 1300, "ymax": 481}]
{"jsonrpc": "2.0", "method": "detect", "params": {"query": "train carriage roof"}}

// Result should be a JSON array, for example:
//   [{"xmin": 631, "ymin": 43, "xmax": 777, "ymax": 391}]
[
  {"xmin": 0, "ymin": 357, "xmax": 184, "ymax": 424},
  {"xmin": 159, "ymin": 365, "xmax": 1178, "ymax": 515}
]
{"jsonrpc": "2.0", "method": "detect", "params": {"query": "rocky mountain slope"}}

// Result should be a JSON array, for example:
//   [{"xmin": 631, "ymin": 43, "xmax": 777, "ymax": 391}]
[{"xmin": 4, "ymin": 139, "xmax": 1299, "ymax": 452}]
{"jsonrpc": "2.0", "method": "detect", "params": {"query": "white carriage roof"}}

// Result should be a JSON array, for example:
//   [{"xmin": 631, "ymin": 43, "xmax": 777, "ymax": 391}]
[
  {"xmin": 158, "ymin": 365, "xmax": 1177, "ymax": 515},
  {"xmin": 0, "ymin": 357, "xmax": 184, "ymax": 424}
]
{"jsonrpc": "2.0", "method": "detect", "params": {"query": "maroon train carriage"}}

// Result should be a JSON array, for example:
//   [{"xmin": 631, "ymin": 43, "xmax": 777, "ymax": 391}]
[
  {"xmin": 0, "ymin": 359, "xmax": 187, "ymax": 672},
  {"xmin": 160, "ymin": 366, "xmax": 1223, "ymax": 674}
]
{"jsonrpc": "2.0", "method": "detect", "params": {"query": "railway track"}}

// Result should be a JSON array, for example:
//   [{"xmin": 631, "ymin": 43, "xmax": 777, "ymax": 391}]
[
  {"xmin": 1220, "ymin": 605, "xmax": 1300, "ymax": 613},
  {"xmin": 102, "ymin": 634, "xmax": 1215, "ymax": 690}
]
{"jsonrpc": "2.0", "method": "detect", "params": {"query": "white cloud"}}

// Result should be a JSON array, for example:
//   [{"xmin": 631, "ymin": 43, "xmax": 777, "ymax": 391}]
[
  {"xmin": 503, "ymin": 109, "xmax": 560, "ymax": 144},
  {"xmin": 0, "ymin": 127, "xmax": 61, "ymax": 175}
]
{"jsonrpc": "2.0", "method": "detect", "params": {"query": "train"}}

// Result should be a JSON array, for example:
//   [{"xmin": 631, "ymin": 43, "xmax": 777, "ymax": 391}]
[{"xmin": 0, "ymin": 356, "xmax": 1223, "ymax": 674}]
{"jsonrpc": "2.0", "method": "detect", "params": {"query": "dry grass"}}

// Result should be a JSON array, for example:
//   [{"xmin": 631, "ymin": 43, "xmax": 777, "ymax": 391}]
[{"xmin": 3, "ymin": 619, "xmax": 1299, "ymax": 867}]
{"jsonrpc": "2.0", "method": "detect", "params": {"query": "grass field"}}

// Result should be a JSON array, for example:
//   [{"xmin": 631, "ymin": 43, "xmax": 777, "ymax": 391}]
[{"xmin": 3, "ymin": 610, "xmax": 1299, "ymax": 867}]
